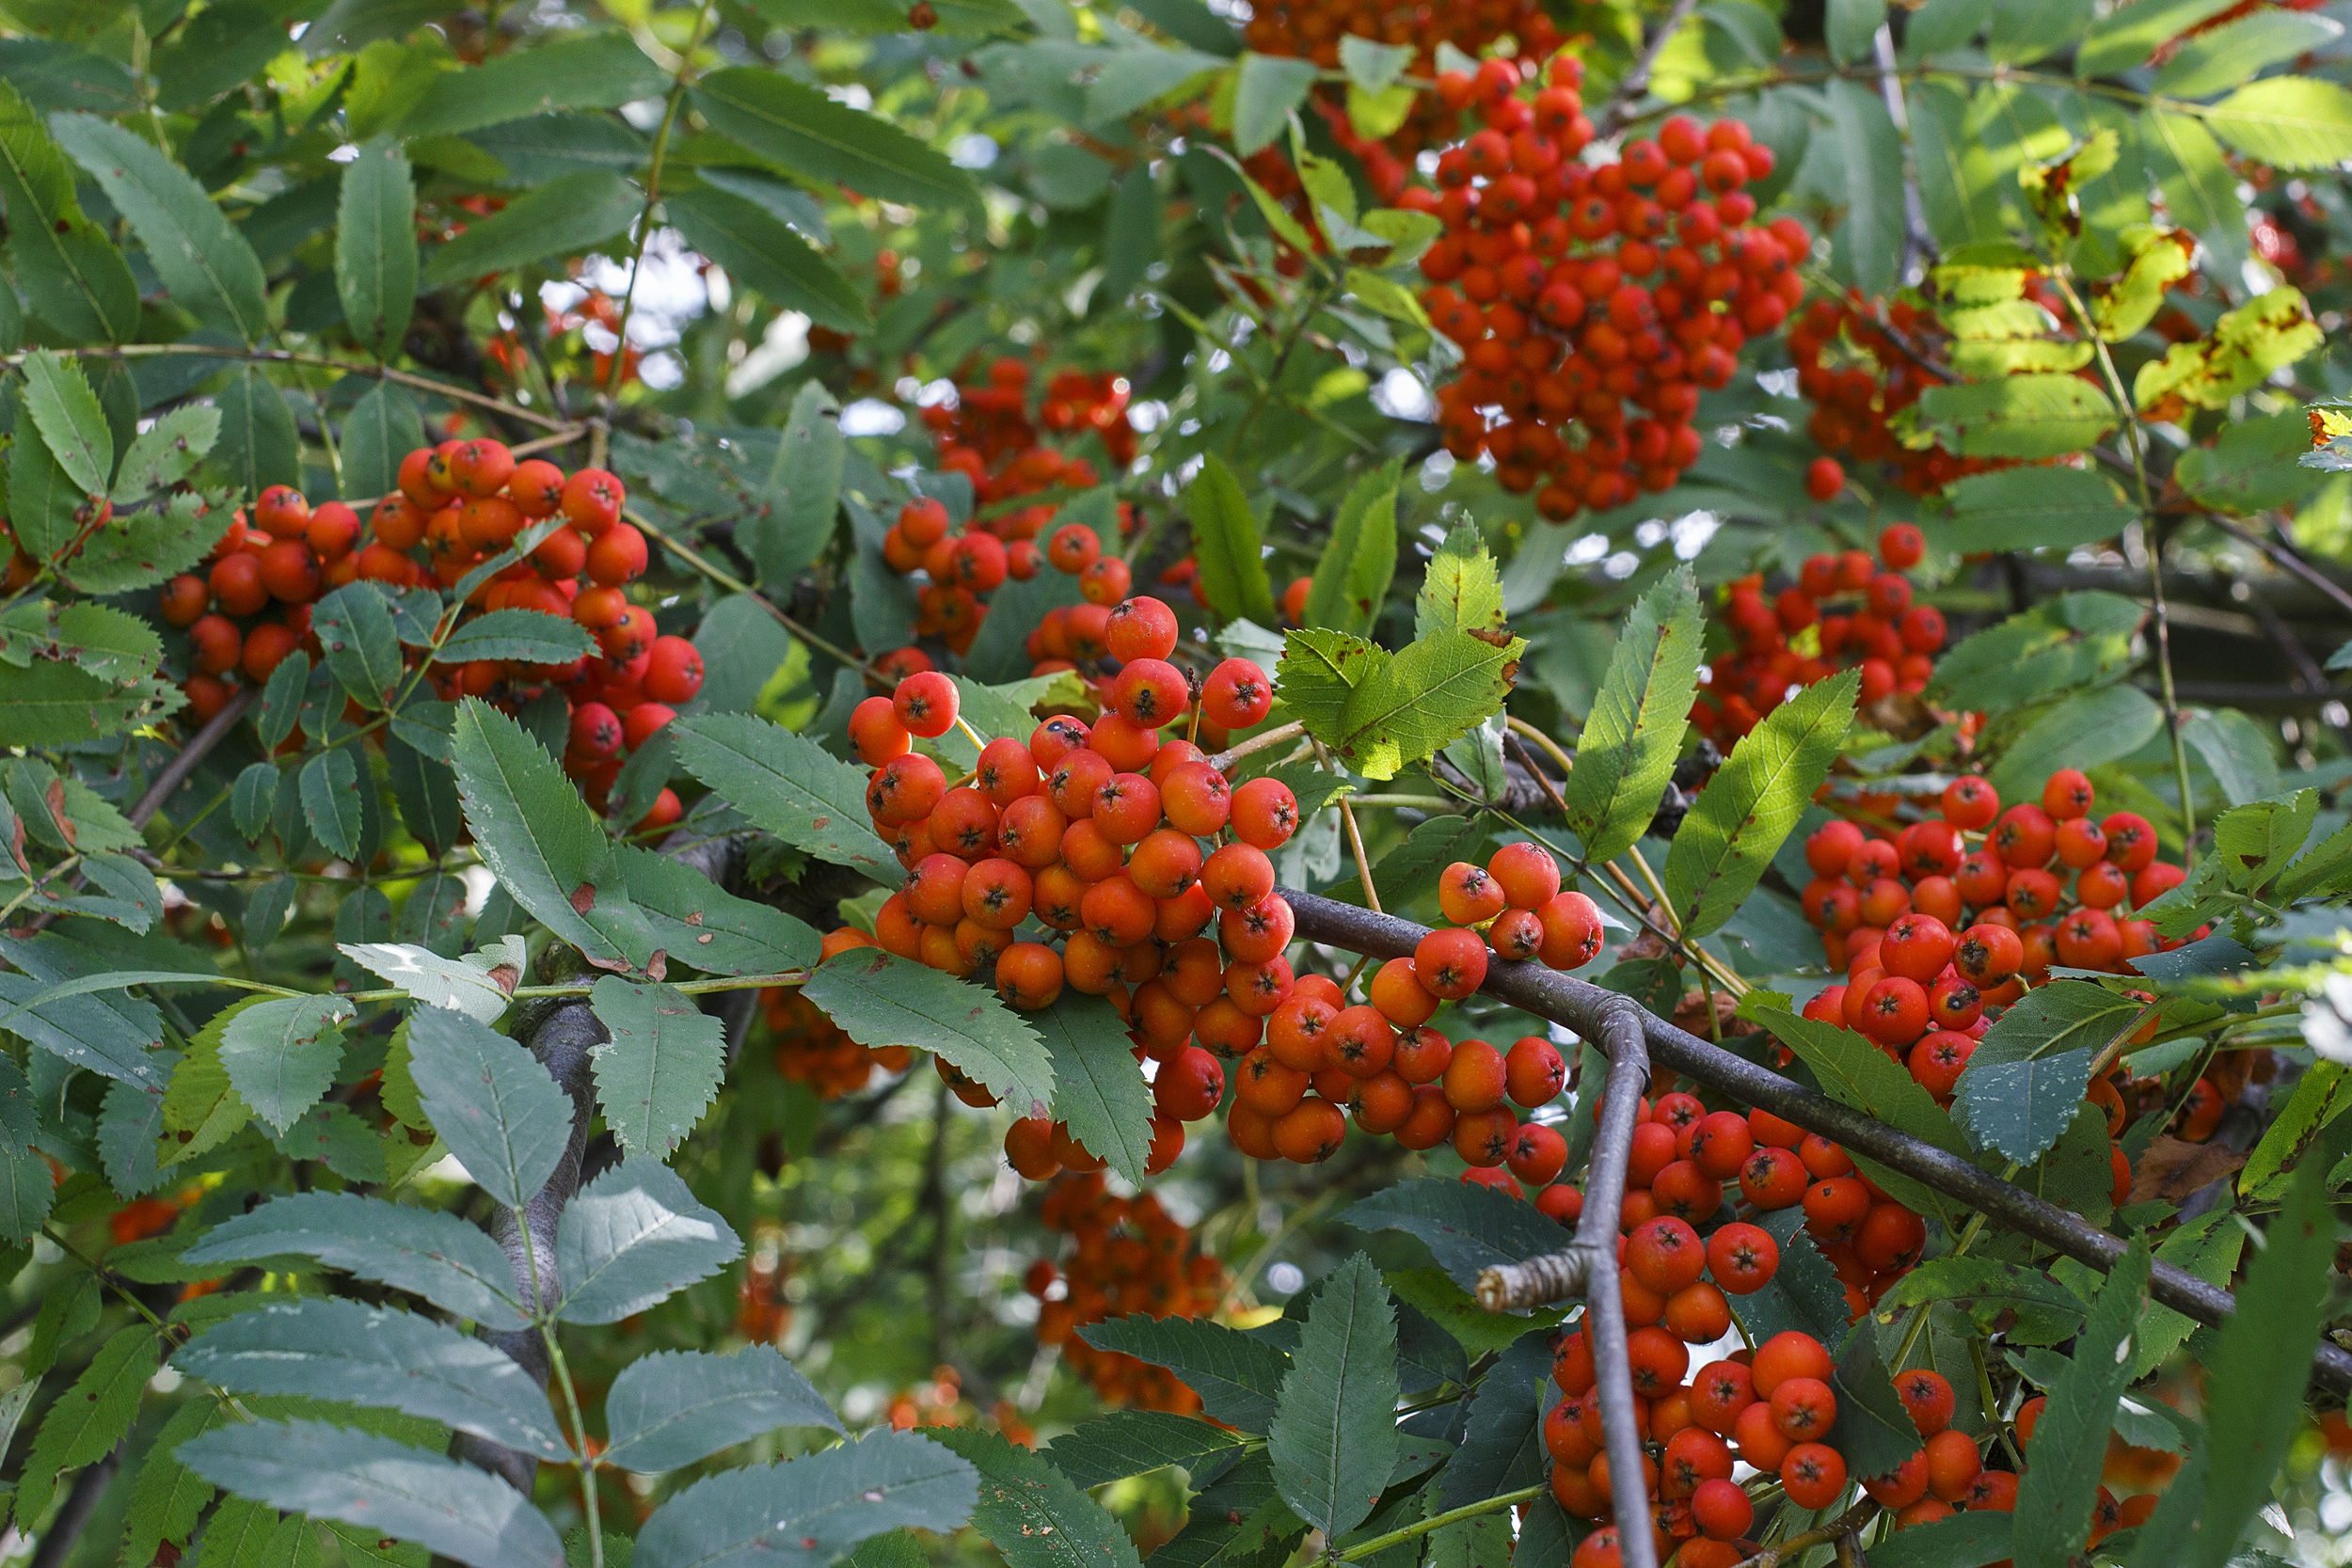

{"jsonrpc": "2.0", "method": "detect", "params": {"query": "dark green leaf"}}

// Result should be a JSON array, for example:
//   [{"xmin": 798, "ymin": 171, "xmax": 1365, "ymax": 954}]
[
  {"xmin": 671, "ymin": 712, "xmax": 900, "ymax": 880},
  {"xmin": 1825, "ymin": 79, "xmax": 1904, "ymax": 299},
  {"xmin": 2012, "ymin": 1240, "xmax": 2151, "ymax": 1568},
  {"xmin": 52, "ymin": 113, "xmax": 269, "ymax": 341},
  {"xmin": 1186, "ymin": 454, "xmax": 1278, "ymax": 626},
  {"xmin": 299, "ymin": 750, "xmax": 364, "ymax": 860},
  {"xmin": 1042, "ymin": 1412, "xmax": 1248, "ymax": 1490},
  {"xmin": 8, "ymin": 419, "xmax": 82, "ymax": 566},
  {"xmin": 1882, "ymin": 1257, "xmax": 2087, "ymax": 1345},
  {"xmin": 1825, "ymin": 1325, "xmax": 1921, "ymax": 1484},
  {"xmin": 0, "ymin": 1144, "xmax": 54, "ymax": 1244},
  {"xmin": 666, "ymin": 186, "xmax": 871, "ymax": 334},
  {"xmin": 400, "ymin": 32, "xmax": 668, "ymax": 138},
  {"xmin": 435, "ymin": 609, "xmax": 596, "ymax": 666},
  {"xmin": 1338, "ymin": 1179, "xmax": 1565, "ymax": 1290},
  {"xmin": 602, "ymin": 1346, "xmax": 842, "ymax": 1473},
  {"xmin": 1664, "ymin": 670, "xmax": 1857, "ymax": 937},
  {"xmin": 1988, "ymin": 684, "xmax": 2164, "ymax": 804},
  {"xmin": 691, "ymin": 68, "xmax": 981, "ymax": 212},
  {"xmin": 16, "ymin": 1324, "xmax": 160, "ymax": 1525},
  {"xmin": 743, "ymin": 380, "xmax": 845, "ymax": 587},
  {"xmin": 1303, "ymin": 464, "xmax": 1399, "ymax": 637},
  {"xmin": 1938, "ymin": 467, "xmax": 2137, "ymax": 554},
  {"xmin": 421, "ymin": 170, "xmax": 641, "ymax": 285},
  {"xmin": 219, "ymin": 993, "xmax": 355, "ymax": 1133},
  {"xmin": 587, "ymin": 975, "xmax": 725, "ymax": 1161},
  {"xmin": 341, "ymin": 381, "xmax": 425, "ymax": 503},
  {"xmin": 0, "ymin": 83, "xmax": 140, "ymax": 343},
  {"xmin": 336, "ymin": 137, "xmax": 418, "ymax": 358},
  {"xmin": 1865, "ymin": 1512, "xmax": 2014, "ymax": 1568},
  {"xmin": 1563, "ymin": 569, "xmax": 1702, "ymax": 864},
  {"xmin": 931, "ymin": 1427, "xmax": 1142, "ymax": 1568},
  {"xmin": 64, "ymin": 490, "xmax": 222, "ymax": 594},
  {"xmin": 1927, "ymin": 592, "xmax": 2142, "ymax": 713},
  {"xmin": 182, "ymin": 1192, "xmax": 529, "ymax": 1329},
  {"xmin": 617, "ymin": 845, "xmax": 818, "ymax": 976},
  {"xmin": 555, "ymin": 1160, "xmax": 742, "ymax": 1324},
  {"xmin": 1102, "ymin": 164, "xmax": 1159, "ymax": 301},
  {"xmin": 1433, "ymin": 1330, "xmax": 1549, "ymax": 1511},
  {"xmin": 1076, "ymin": 1316, "xmax": 1289, "ymax": 1431},
  {"xmin": 212, "ymin": 366, "xmax": 301, "ymax": 494},
  {"xmin": 1030, "ymin": 993, "xmax": 1153, "ymax": 1182},
  {"xmin": 178, "ymin": 1418, "xmax": 563, "ymax": 1568},
  {"xmin": 1752, "ymin": 1008, "xmax": 1966, "ymax": 1214},
  {"xmin": 634, "ymin": 1432, "xmax": 977, "ymax": 1568},
  {"xmin": 1827, "ymin": 0, "xmax": 1886, "ymax": 62},
  {"xmin": 1266, "ymin": 1254, "xmax": 1397, "ymax": 1539},
  {"xmin": 119, "ymin": 1397, "xmax": 226, "ymax": 1567},
  {"xmin": 407, "ymin": 1005, "xmax": 570, "ymax": 1212},
  {"xmin": 803, "ymin": 949, "xmax": 1054, "ymax": 1113},
  {"xmin": 386, "ymin": 735, "xmax": 463, "ymax": 858},
  {"xmin": 1738, "ymin": 1212, "xmax": 1851, "ymax": 1344}
]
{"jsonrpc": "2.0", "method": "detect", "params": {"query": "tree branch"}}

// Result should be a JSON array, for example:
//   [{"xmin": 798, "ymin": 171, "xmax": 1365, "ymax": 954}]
[
  {"xmin": 131, "ymin": 685, "xmax": 258, "ymax": 829},
  {"xmin": 1598, "ymin": 0, "xmax": 1702, "ymax": 136},
  {"xmin": 1278, "ymin": 889, "xmax": 2352, "ymax": 1391}
]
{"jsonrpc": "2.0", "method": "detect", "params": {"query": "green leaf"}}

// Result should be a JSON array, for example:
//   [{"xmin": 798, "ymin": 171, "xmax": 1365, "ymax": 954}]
[
  {"xmin": 451, "ymin": 698, "xmax": 657, "ymax": 972},
  {"xmin": 64, "ymin": 490, "xmax": 223, "ymax": 594},
  {"xmin": 1428, "ymin": 1330, "xmax": 1546, "ymax": 1507},
  {"xmin": 218, "ymin": 993, "xmax": 355, "ymax": 1133},
  {"xmin": 51, "ymin": 113, "xmax": 269, "ymax": 342},
  {"xmin": 386, "ymin": 735, "xmax": 463, "ymax": 859},
  {"xmin": 183, "ymin": 1192, "xmax": 529, "ymax": 1329},
  {"xmin": 336, "ymin": 137, "xmax": 417, "ymax": 358},
  {"xmin": 8, "ymin": 419, "xmax": 83, "ymax": 566},
  {"xmin": 20, "ymin": 348, "xmax": 112, "ymax": 495},
  {"xmin": 434, "ymin": 609, "xmax": 596, "ymax": 666},
  {"xmin": 1267, "ymin": 1254, "xmax": 1398, "ymax": 1539},
  {"xmin": 1938, "ymin": 467, "xmax": 2137, "ymax": 554},
  {"xmin": 119, "ymin": 1397, "xmax": 227, "ymax": 1568},
  {"xmin": 744, "ymin": 380, "xmax": 845, "ymax": 587},
  {"xmin": 2176, "ymin": 410, "xmax": 2312, "ymax": 514},
  {"xmin": 1337, "ymin": 1178, "xmax": 1567, "ymax": 1291},
  {"xmin": 601, "ymin": 1346, "xmax": 842, "ymax": 1473},
  {"xmin": 1988, "ymin": 684, "xmax": 2164, "ymax": 804},
  {"xmin": 1826, "ymin": 1323, "xmax": 1922, "ymax": 1483},
  {"xmin": 1042, "ymin": 1412, "xmax": 1248, "ymax": 1490},
  {"xmin": 1825, "ymin": 79, "xmax": 1904, "ymax": 299},
  {"xmin": 400, "ymin": 32, "xmax": 667, "ymax": 138},
  {"xmin": 407, "ymin": 1005, "xmax": 570, "ymax": 1212},
  {"xmin": 2135, "ymin": 285, "xmax": 2323, "ymax": 412},
  {"xmin": 1276, "ymin": 626, "xmax": 1381, "ymax": 744},
  {"xmin": 803, "ymin": 949, "xmax": 1054, "ymax": 1113},
  {"xmin": 213, "ymin": 366, "xmax": 300, "ymax": 495},
  {"xmin": 1563, "ymin": 569, "xmax": 1702, "ymax": 864},
  {"xmin": 2182, "ymin": 706, "xmax": 2280, "ymax": 806},
  {"xmin": 113, "ymin": 404, "xmax": 220, "ymax": 500},
  {"xmin": 16, "ymin": 1324, "xmax": 160, "ymax": 1525},
  {"xmin": 341, "ymin": 940, "xmax": 516, "ymax": 1024},
  {"xmin": 2077, "ymin": 0, "xmax": 2241, "ymax": 75},
  {"xmin": 1075, "ymin": 1317, "xmax": 1289, "ymax": 1432},
  {"xmin": 2143, "ymin": 110, "xmax": 2249, "ymax": 280},
  {"xmin": 175, "ymin": 1297, "xmax": 569, "ymax": 1461},
  {"xmin": 96, "ymin": 1073, "xmax": 166, "ymax": 1196},
  {"xmin": 0, "ymin": 82, "xmax": 139, "ymax": 342},
  {"xmin": 1320, "ymin": 812, "xmax": 1486, "ymax": 911},
  {"xmin": 1028, "ymin": 993, "xmax": 1153, "ymax": 1182},
  {"xmin": 618, "ymin": 846, "xmax": 819, "ymax": 977},
  {"xmin": 1415, "ymin": 523, "xmax": 1505, "ymax": 639},
  {"xmin": 1883, "ymin": 1257, "xmax": 2089, "ymax": 1346},
  {"xmin": 671, "ymin": 712, "xmax": 900, "ymax": 881},
  {"xmin": 930, "ymin": 1426, "xmax": 1142, "ymax": 1568},
  {"xmin": 1186, "ymin": 454, "xmax": 1278, "ymax": 626},
  {"xmin": 1928, "ymin": 592, "xmax": 2142, "ymax": 713},
  {"xmin": 1232, "ymin": 54, "xmax": 1318, "ymax": 155},
  {"xmin": 1953, "ymin": 981, "xmax": 2136, "ymax": 1162},
  {"xmin": 179, "ymin": 1419, "xmax": 563, "ymax": 1568},
  {"xmin": 299, "ymin": 750, "xmax": 364, "ymax": 861},
  {"xmin": 635, "ymin": 1432, "xmax": 977, "ymax": 1568},
  {"xmin": 2136, "ymin": 1210, "xmax": 2246, "ymax": 1376},
  {"xmin": 1102, "ymin": 161, "xmax": 1159, "ymax": 301},
  {"xmin": 421, "ymin": 169, "xmax": 641, "ymax": 285},
  {"xmin": 1988, "ymin": 0, "xmax": 2093, "ymax": 62},
  {"xmin": 554, "ymin": 1161, "xmax": 742, "ymax": 1324},
  {"xmin": 587, "ymin": 975, "xmax": 725, "ymax": 1161},
  {"xmin": 2199, "ymin": 75, "xmax": 2352, "ymax": 169},
  {"xmin": 0, "ymin": 1143, "xmax": 53, "ymax": 1244},
  {"xmin": 1865, "ymin": 1513, "xmax": 2013, "ymax": 1568},
  {"xmin": 1827, "ymin": 0, "xmax": 1886, "ymax": 63},
  {"xmin": 1914, "ymin": 372, "xmax": 2120, "ymax": 459},
  {"xmin": 1304, "ymin": 465, "xmax": 1399, "ymax": 637},
  {"xmin": 340, "ymin": 382, "xmax": 425, "ymax": 504},
  {"xmin": 1751, "ymin": 1008, "xmax": 1968, "ymax": 1214},
  {"xmin": 1740, "ymin": 1218, "xmax": 1863, "ymax": 1345},
  {"xmin": 2155, "ymin": 9, "xmax": 2341, "ymax": 99},
  {"xmin": 691, "ymin": 68, "xmax": 980, "ymax": 212},
  {"xmin": 666, "ymin": 185, "xmax": 871, "ymax": 335},
  {"xmin": 2012, "ymin": 1240, "xmax": 2151, "ymax": 1568},
  {"xmin": 1337, "ymin": 628, "xmax": 1524, "ymax": 783},
  {"xmin": 1665, "ymin": 670, "xmax": 1857, "ymax": 937}
]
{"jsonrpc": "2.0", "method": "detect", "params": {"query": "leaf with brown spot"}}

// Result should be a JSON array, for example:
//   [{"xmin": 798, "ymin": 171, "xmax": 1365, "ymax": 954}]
[{"xmin": 2128, "ymin": 1134, "xmax": 2247, "ymax": 1204}]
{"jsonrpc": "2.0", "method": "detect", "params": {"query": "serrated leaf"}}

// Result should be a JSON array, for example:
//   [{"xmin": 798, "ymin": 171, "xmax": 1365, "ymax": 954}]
[
  {"xmin": 1186, "ymin": 454, "xmax": 1277, "ymax": 626},
  {"xmin": 1927, "ymin": 592, "xmax": 2142, "ymax": 713},
  {"xmin": 1414, "ymin": 523, "xmax": 1503, "ymax": 640},
  {"xmin": 218, "ymin": 993, "xmax": 354, "ymax": 1133},
  {"xmin": 1266, "ymin": 1255, "xmax": 1396, "ymax": 1539},
  {"xmin": 20, "ymin": 347, "xmax": 111, "ymax": 495},
  {"xmin": 1337, "ymin": 1179, "xmax": 1566, "ymax": 1291},
  {"xmin": 421, "ymin": 169, "xmax": 641, "ymax": 284},
  {"xmin": 1029, "ymin": 993, "xmax": 1152, "ymax": 1182},
  {"xmin": 2134, "ymin": 286, "xmax": 2323, "ymax": 412},
  {"xmin": 399, "ymin": 32, "xmax": 666, "ymax": 139},
  {"xmin": 691, "ymin": 69, "xmax": 981, "ymax": 212},
  {"xmin": 1075, "ymin": 1317, "xmax": 1290, "ymax": 1432},
  {"xmin": 744, "ymin": 380, "xmax": 845, "ymax": 587},
  {"xmin": 298, "ymin": 749, "xmax": 363, "ymax": 860},
  {"xmin": 587, "ymin": 975, "xmax": 724, "ymax": 1161},
  {"xmin": 555, "ymin": 1161, "xmax": 741, "ymax": 1324},
  {"xmin": 336, "ymin": 136, "xmax": 417, "ymax": 356},
  {"xmin": 341, "ymin": 941, "xmax": 516, "ymax": 1024},
  {"xmin": 1665, "ymin": 670, "xmax": 1857, "ymax": 937},
  {"xmin": 634, "ymin": 1431, "xmax": 977, "ymax": 1568},
  {"xmin": 602, "ymin": 1346, "xmax": 841, "ymax": 1473},
  {"xmin": 1232, "ymin": 53, "xmax": 1318, "ymax": 155},
  {"xmin": 232, "ymin": 762, "xmax": 280, "ymax": 843},
  {"xmin": 1826, "ymin": 78, "xmax": 1905, "ymax": 299},
  {"xmin": 179, "ymin": 1419, "xmax": 562, "ymax": 1568},
  {"xmin": 1336, "ymin": 627, "xmax": 1522, "ymax": 783},
  {"xmin": 341, "ymin": 381, "xmax": 425, "ymax": 503},
  {"xmin": 1914, "ymin": 372, "xmax": 2119, "ymax": 458},
  {"xmin": 1041, "ymin": 1412, "xmax": 1248, "ymax": 1490},
  {"xmin": 0, "ymin": 1143, "xmax": 55, "ymax": 1244},
  {"xmin": 406, "ymin": 1005, "xmax": 569, "ymax": 1213},
  {"xmin": 1988, "ymin": 684, "xmax": 2164, "ymax": 806},
  {"xmin": 1303, "ymin": 466, "xmax": 1398, "ymax": 637},
  {"xmin": 2077, "ymin": 0, "xmax": 2241, "ymax": 74},
  {"xmin": 9, "ymin": 419, "xmax": 85, "ymax": 567},
  {"xmin": 1938, "ymin": 467, "xmax": 2137, "ymax": 554},
  {"xmin": 17, "ymin": 1324, "xmax": 160, "ymax": 1525},
  {"xmin": 451, "ymin": 698, "xmax": 656, "ymax": 972},
  {"xmin": 2158, "ymin": 9, "xmax": 2341, "ymax": 99},
  {"xmin": 182, "ymin": 1192, "xmax": 528, "ymax": 1329},
  {"xmin": 386, "ymin": 734, "xmax": 462, "ymax": 859},
  {"xmin": 312, "ymin": 581, "xmax": 405, "ymax": 711},
  {"xmin": 110, "ymin": 405, "xmax": 220, "ymax": 502},
  {"xmin": 1882, "ymin": 1257, "xmax": 2089, "ymax": 1345},
  {"xmin": 0, "ymin": 81, "xmax": 139, "ymax": 343},
  {"xmin": 434, "ymin": 609, "xmax": 596, "ymax": 666},
  {"xmin": 64, "ymin": 489, "xmax": 224, "ymax": 594},
  {"xmin": 2011, "ymin": 1240, "xmax": 2150, "ymax": 1568},
  {"xmin": 1563, "ymin": 570, "xmax": 1702, "ymax": 864},
  {"xmin": 1739, "ymin": 1212, "xmax": 1851, "ymax": 1345},
  {"xmin": 120, "ymin": 1397, "xmax": 226, "ymax": 1566},
  {"xmin": 1432, "ymin": 1329, "xmax": 1548, "ymax": 1511},
  {"xmin": 2200, "ymin": 75, "xmax": 2352, "ymax": 169},
  {"xmin": 1277, "ymin": 626, "xmax": 1382, "ymax": 747},
  {"xmin": 671, "ymin": 712, "xmax": 899, "ymax": 881},
  {"xmin": 666, "ymin": 186, "xmax": 871, "ymax": 335},
  {"xmin": 1826, "ymin": 1327, "xmax": 1923, "ymax": 1484},
  {"xmin": 802, "ymin": 949, "xmax": 1054, "ymax": 1113},
  {"xmin": 52, "ymin": 114, "xmax": 269, "ymax": 342},
  {"xmin": 617, "ymin": 845, "xmax": 818, "ymax": 976},
  {"xmin": 1752, "ymin": 1008, "xmax": 1966, "ymax": 1215},
  {"xmin": 927, "ymin": 1426, "xmax": 1140, "ymax": 1568},
  {"xmin": 176, "ymin": 1297, "xmax": 568, "ymax": 1460}
]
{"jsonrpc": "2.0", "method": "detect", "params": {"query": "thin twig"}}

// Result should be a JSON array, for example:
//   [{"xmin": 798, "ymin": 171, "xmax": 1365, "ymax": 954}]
[
  {"xmin": 604, "ymin": 0, "xmax": 718, "ymax": 400},
  {"xmin": 1732, "ymin": 1500, "xmax": 1880, "ymax": 1568},
  {"xmin": 130, "ymin": 686, "xmax": 259, "ymax": 828},
  {"xmin": 1597, "ymin": 0, "xmax": 1702, "ymax": 136}
]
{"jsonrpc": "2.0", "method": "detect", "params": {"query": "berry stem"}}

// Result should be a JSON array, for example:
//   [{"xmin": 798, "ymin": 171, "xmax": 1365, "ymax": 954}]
[
  {"xmin": 1328, "ymin": 1483, "xmax": 1546, "ymax": 1563},
  {"xmin": 1211, "ymin": 720, "xmax": 1307, "ymax": 770},
  {"xmin": 1731, "ymin": 1498, "xmax": 1878, "ymax": 1568}
]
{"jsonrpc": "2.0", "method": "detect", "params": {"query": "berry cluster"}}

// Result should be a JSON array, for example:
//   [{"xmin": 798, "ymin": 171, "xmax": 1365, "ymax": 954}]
[
  {"xmin": 157, "ymin": 441, "xmax": 705, "ymax": 830},
  {"xmin": 877, "ymin": 497, "xmax": 1142, "ymax": 668},
  {"xmin": 915, "ymin": 357, "xmax": 1132, "ymax": 511},
  {"xmin": 760, "ymin": 979, "xmax": 914, "ymax": 1099},
  {"xmin": 1210, "ymin": 846, "xmax": 1604, "ymax": 1174},
  {"xmin": 1692, "ymin": 522, "xmax": 1947, "ymax": 740},
  {"xmin": 1026, "ymin": 1173, "xmax": 1224, "ymax": 1412},
  {"xmin": 1406, "ymin": 60, "xmax": 1804, "ymax": 519},
  {"xmin": 1788, "ymin": 296, "xmax": 2004, "ymax": 498},
  {"xmin": 846, "ymin": 602, "xmax": 1291, "ymax": 1176}
]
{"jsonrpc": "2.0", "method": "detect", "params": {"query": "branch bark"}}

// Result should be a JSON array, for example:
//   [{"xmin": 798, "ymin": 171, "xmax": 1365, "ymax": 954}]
[
  {"xmin": 1278, "ymin": 889, "xmax": 2352, "ymax": 1392},
  {"xmin": 130, "ymin": 685, "xmax": 258, "ymax": 828}
]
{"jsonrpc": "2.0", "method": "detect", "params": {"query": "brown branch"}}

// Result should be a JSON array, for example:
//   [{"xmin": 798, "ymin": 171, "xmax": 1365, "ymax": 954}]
[
  {"xmin": 1734, "ymin": 1499, "xmax": 1880, "ymax": 1568},
  {"xmin": 1597, "ymin": 0, "xmax": 1703, "ymax": 136},
  {"xmin": 130, "ymin": 686, "xmax": 259, "ymax": 829},
  {"xmin": 1277, "ymin": 889, "xmax": 2352, "ymax": 1391}
]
